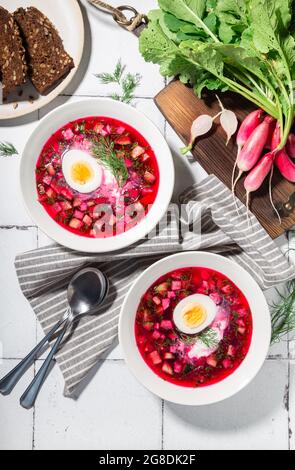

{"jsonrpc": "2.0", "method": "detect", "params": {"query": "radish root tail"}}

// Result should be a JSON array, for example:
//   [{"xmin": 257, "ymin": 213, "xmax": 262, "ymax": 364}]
[
  {"xmin": 232, "ymin": 166, "xmax": 243, "ymax": 216},
  {"xmin": 269, "ymin": 166, "xmax": 282, "ymax": 225}
]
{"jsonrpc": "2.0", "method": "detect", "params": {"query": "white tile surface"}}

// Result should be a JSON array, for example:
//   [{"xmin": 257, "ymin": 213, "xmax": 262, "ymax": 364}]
[
  {"xmin": 0, "ymin": 228, "xmax": 37, "ymax": 358},
  {"xmin": 0, "ymin": 360, "xmax": 34, "ymax": 450},
  {"xmin": 0, "ymin": 113, "xmax": 39, "ymax": 225},
  {"xmin": 34, "ymin": 360, "xmax": 162, "ymax": 450},
  {"xmin": 0, "ymin": 1, "xmax": 294, "ymax": 451},
  {"xmin": 71, "ymin": 1, "xmax": 164, "ymax": 98},
  {"xmin": 289, "ymin": 361, "xmax": 295, "ymax": 450},
  {"xmin": 163, "ymin": 360, "xmax": 289, "ymax": 450}
]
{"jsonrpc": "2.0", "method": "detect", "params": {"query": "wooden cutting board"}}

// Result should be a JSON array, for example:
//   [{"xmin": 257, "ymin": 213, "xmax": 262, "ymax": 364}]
[{"xmin": 155, "ymin": 80, "xmax": 295, "ymax": 239}]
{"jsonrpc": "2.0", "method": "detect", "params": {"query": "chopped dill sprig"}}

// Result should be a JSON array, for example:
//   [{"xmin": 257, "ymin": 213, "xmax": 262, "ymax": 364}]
[
  {"xmin": 91, "ymin": 137, "xmax": 128, "ymax": 186},
  {"xmin": 94, "ymin": 59, "xmax": 141, "ymax": 104},
  {"xmin": 0, "ymin": 142, "xmax": 18, "ymax": 157},
  {"xmin": 270, "ymin": 279, "xmax": 295, "ymax": 343},
  {"xmin": 95, "ymin": 59, "xmax": 125, "ymax": 85},
  {"xmin": 198, "ymin": 328, "xmax": 219, "ymax": 348}
]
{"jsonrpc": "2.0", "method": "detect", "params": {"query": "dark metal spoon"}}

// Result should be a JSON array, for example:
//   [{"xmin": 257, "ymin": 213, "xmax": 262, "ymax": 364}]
[{"xmin": 0, "ymin": 267, "xmax": 108, "ymax": 406}]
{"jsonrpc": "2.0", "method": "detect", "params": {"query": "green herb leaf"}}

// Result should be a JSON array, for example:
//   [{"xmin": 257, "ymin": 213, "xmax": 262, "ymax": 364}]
[
  {"xmin": 271, "ymin": 279, "xmax": 295, "ymax": 343},
  {"xmin": 91, "ymin": 137, "xmax": 128, "ymax": 186},
  {"xmin": 139, "ymin": 0, "xmax": 295, "ymax": 149},
  {"xmin": 0, "ymin": 142, "xmax": 18, "ymax": 157},
  {"xmin": 95, "ymin": 59, "xmax": 141, "ymax": 104},
  {"xmin": 198, "ymin": 328, "xmax": 219, "ymax": 348}
]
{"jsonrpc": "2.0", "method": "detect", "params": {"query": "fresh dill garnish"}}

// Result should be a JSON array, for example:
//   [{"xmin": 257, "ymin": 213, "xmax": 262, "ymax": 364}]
[
  {"xmin": 270, "ymin": 279, "xmax": 295, "ymax": 343},
  {"xmin": 91, "ymin": 137, "xmax": 128, "ymax": 186},
  {"xmin": 179, "ymin": 333, "xmax": 197, "ymax": 345},
  {"xmin": 0, "ymin": 142, "xmax": 18, "ymax": 157},
  {"xmin": 94, "ymin": 59, "xmax": 141, "ymax": 104},
  {"xmin": 95, "ymin": 59, "xmax": 125, "ymax": 84},
  {"xmin": 120, "ymin": 73, "xmax": 141, "ymax": 104},
  {"xmin": 198, "ymin": 328, "xmax": 219, "ymax": 349}
]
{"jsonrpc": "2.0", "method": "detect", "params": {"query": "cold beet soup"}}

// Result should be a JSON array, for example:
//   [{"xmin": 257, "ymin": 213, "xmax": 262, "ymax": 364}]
[
  {"xmin": 135, "ymin": 267, "xmax": 253, "ymax": 387},
  {"xmin": 36, "ymin": 117, "xmax": 159, "ymax": 238}
]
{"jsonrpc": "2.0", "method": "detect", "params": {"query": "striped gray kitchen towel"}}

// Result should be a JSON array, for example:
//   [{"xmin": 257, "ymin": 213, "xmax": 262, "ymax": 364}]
[{"xmin": 15, "ymin": 175, "xmax": 295, "ymax": 396}]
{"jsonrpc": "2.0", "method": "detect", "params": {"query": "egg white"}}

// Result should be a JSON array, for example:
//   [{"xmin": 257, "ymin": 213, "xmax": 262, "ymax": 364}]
[
  {"xmin": 173, "ymin": 293, "xmax": 217, "ymax": 335},
  {"xmin": 62, "ymin": 149, "xmax": 103, "ymax": 194}
]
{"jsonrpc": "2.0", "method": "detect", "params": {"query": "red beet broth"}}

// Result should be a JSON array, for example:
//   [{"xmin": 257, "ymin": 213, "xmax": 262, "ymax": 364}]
[
  {"xmin": 36, "ymin": 116, "xmax": 159, "ymax": 238},
  {"xmin": 135, "ymin": 267, "xmax": 253, "ymax": 388}
]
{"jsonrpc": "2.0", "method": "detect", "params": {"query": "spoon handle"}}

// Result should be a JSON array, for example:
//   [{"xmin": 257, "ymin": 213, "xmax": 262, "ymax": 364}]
[
  {"xmin": 20, "ymin": 320, "xmax": 69, "ymax": 409},
  {"xmin": 0, "ymin": 317, "xmax": 67, "ymax": 396}
]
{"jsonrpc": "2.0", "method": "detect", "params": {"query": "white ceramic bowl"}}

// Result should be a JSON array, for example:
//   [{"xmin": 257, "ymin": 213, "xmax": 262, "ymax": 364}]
[
  {"xmin": 119, "ymin": 252, "xmax": 271, "ymax": 406},
  {"xmin": 20, "ymin": 98, "xmax": 174, "ymax": 252}
]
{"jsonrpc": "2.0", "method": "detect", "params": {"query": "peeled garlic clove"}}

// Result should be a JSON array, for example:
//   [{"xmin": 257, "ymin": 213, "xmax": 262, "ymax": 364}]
[
  {"xmin": 220, "ymin": 109, "xmax": 238, "ymax": 145},
  {"xmin": 181, "ymin": 114, "xmax": 213, "ymax": 155}
]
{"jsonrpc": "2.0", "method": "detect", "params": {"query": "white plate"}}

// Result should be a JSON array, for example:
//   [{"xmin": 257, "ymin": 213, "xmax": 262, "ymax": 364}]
[
  {"xmin": 0, "ymin": 0, "xmax": 84, "ymax": 120},
  {"xmin": 119, "ymin": 252, "xmax": 271, "ymax": 406},
  {"xmin": 20, "ymin": 98, "xmax": 175, "ymax": 252}
]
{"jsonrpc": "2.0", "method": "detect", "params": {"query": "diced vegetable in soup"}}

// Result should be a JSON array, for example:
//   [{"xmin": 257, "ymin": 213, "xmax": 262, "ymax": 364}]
[
  {"xmin": 36, "ymin": 117, "xmax": 159, "ymax": 238},
  {"xmin": 135, "ymin": 267, "xmax": 253, "ymax": 388}
]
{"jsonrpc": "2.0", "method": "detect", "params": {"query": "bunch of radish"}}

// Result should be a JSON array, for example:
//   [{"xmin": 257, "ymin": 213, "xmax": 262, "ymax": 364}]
[{"xmin": 233, "ymin": 110, "xmax": 295, "ymax": 219}]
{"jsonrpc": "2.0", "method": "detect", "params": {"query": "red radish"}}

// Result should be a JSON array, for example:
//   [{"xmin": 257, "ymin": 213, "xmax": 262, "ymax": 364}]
[
  {"xmin": 244, "ymin": 152, "xmax": 274, "ymax": 193},
  {"xmin": 216, "ymin": 95, "xmax": 238, "ymax": 145},
  {"xmin": 237, "ymin": 109, "xmax": 264, "ymax": 154},
  {"xmin": 236, "ymin": 109, "xmax": 264, "ymax": 153},
  {"xmin": 181, "ymin": 114, "xmax": 214, "ymax": 155},
  {"xmin": 286, "ymin": 134, "xmax": 295, "ymax": 158},
  {"xmin": 275, "ymin": 150, "xmax": 295, "ymax": 182},
  {"xmin": 271, "ymin": 122, "xmax": 295, "ymax": 182},
  {"xmin": 233, "ymin": 115, "xmax": 274, "ymax": 192},
  {"xmin": 271, "ymin": 121, "xmax": 281, "ymax": 151},
  {"xmin": 265, "ymin": 118, "xmax": 277, "ymax": 150}
]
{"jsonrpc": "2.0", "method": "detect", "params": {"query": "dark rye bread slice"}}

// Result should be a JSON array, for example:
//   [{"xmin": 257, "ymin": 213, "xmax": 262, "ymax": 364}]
[
  {"xmin": 14, "ymin": 7, "xmax": 74, "ymax": 95},
  {"xmin": 0, "ymin": 6, "xmax": 27, "ymax": 99}
]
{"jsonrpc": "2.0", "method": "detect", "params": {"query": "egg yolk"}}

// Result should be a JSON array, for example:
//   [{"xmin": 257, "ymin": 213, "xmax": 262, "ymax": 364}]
[
  {"xmin": 182, "ymin": 302, "xmax": 207, "ymax": 328},
  {"xmin": 71, "ymin": 161, "xmax": 93, "ymax": 185}
]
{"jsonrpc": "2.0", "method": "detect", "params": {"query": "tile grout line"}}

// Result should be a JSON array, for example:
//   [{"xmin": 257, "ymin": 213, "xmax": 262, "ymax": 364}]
[{"xmin": 59, "ymin": 94, "xmax": 156, "ymax": 100}]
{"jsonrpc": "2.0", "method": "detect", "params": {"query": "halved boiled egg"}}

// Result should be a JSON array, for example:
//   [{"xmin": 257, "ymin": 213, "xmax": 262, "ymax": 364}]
[
  {"xmin": 62, "ymin": 149, "xmax": 103, "ymax": 194},
  {"xmin": 173, "ymin": 293, "xmax": 217, "ymax": 335}
]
